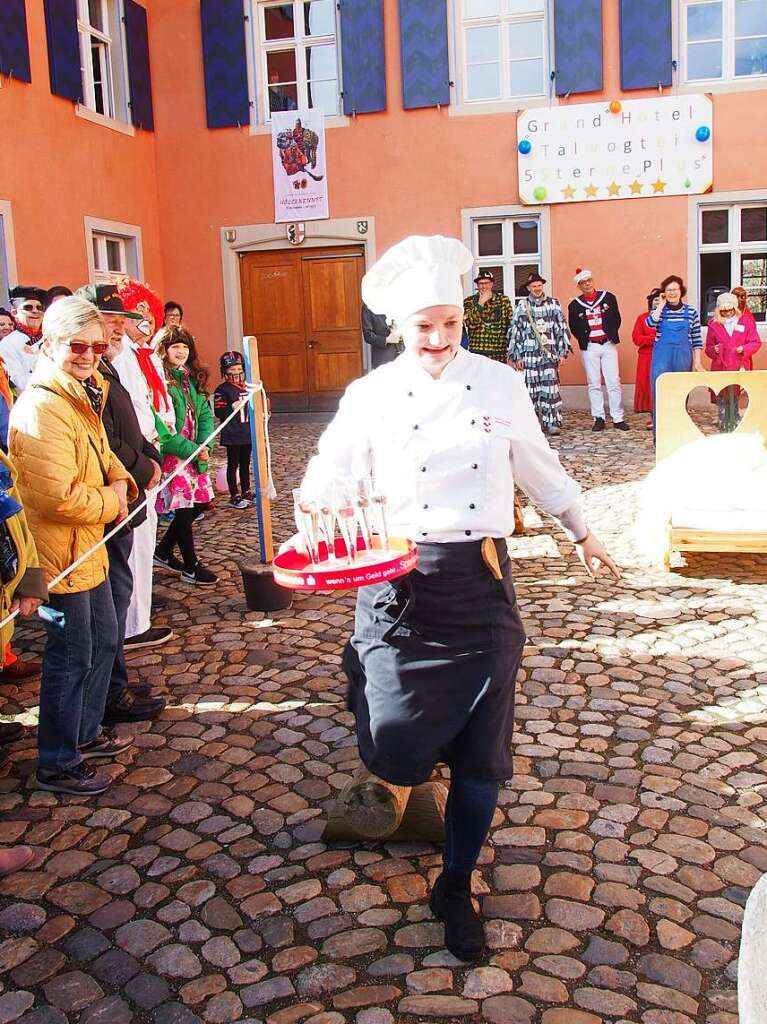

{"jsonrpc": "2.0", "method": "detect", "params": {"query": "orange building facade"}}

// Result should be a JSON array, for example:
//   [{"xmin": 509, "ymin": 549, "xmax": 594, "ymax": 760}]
[{"xmin": 1, "ymin": 0, "xmax": 765, "ymax": 411}]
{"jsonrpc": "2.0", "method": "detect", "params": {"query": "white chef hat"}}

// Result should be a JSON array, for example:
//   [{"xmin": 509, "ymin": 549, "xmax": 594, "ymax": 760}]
[
  {"xmin": 361, "ymin": 235, "xmax": 474, "ymax": 325},
  {"xmin": 574, "ymin": 267, "xmax": 593, "ymax": 284}
]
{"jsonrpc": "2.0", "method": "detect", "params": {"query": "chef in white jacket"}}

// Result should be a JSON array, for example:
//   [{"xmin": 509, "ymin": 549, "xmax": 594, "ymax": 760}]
[{"xmin": 295, "ymin": 235, "xmax": 618, "ymax": 964}]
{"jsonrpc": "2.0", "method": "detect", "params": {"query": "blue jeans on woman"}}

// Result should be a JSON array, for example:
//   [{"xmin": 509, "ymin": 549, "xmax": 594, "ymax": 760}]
[{"xmin": 38, "ymin": 580, "xmax": 118, "ymax": 771}]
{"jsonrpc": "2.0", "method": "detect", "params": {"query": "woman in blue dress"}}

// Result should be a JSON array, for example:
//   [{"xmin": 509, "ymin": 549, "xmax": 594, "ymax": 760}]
[{"xmin": 647, "ymin": 275, "xmax": 704, "ymax": 436}]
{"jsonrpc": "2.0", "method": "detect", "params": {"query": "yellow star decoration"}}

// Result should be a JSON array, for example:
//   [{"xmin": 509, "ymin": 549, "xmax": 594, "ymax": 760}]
[
  {"xmin": 629, "ymin": 180, "xmax": 643, "ymax": 194},
  {"xmin": 562, "ymin": 184, "xmax": 576, "ymax": 200},
  {"xmin": 584, "ymin": 183, "xmax": 598, "ymax": 198},
  {"xmin": 652, "ymin": 178, "xmax": 667, "ymax": 193},
  {"xmin": 607, "ymin": 182, "xmax": 621, "ymax": 196}
]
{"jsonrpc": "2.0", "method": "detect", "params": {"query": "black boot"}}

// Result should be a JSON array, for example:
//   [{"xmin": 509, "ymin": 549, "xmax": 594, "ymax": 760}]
[{"xmin": 429, "ymin": 869, "xmax": 487, "ymax": 963}]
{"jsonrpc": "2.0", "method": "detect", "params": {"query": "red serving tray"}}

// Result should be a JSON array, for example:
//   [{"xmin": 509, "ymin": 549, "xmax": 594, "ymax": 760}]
[{"xmin": 273, "ymin": 536, "xmax": 418, "ymax": 591}]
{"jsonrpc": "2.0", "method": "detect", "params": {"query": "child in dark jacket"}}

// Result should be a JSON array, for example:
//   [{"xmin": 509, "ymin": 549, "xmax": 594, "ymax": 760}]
[{"xmin": 213, "ymin": 351, "xmax": 252, "ymax": 509}]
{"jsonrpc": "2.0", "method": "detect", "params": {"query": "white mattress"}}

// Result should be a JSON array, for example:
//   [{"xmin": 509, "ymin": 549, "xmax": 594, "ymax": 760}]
[{"xmin": 671, "ymin": 507, "xmax": 767, "ymax": 531}]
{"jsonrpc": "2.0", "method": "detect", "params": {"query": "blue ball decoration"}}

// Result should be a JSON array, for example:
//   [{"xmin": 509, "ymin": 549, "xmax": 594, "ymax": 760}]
[
  {"xmin": 695, "ymin": 125, "xmax": 711, "ymax": 142},
  {"xmin": 518, "ymin": 139, "xmax": 532, "ymax": 155}
]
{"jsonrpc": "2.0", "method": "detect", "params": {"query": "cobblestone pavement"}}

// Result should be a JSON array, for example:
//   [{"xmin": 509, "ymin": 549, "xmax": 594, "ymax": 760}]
[{"xmin": 1, "ymin": 410, "xmax": 765, "ymax": 1024}]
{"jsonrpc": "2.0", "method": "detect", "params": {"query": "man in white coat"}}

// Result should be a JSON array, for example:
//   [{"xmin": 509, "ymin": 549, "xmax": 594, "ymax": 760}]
[{"xmin": 0, "ymin": 286, "xmax": 46, "ymax": 393}]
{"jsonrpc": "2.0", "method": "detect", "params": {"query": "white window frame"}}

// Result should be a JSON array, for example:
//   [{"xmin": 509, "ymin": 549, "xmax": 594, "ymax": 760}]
[
  {"xmin": 687, "ymin": 189, "xmax": 767, "ymax": 336},
  {"xmin": 0, "ymin": 201, "xmax": 18, "ymax": 307},
  {"xmin": 677, "ymin": 0, "xmax": 767, "ymax": 92},
  {"xmin": 449, "ymin": 0, "xmax": 554, "ymax": 118},
  {"xmin": 85, "ymin": 216, "xmax": 143, "ymax": 284},
  {"xmin": 76, "ymin": 0, "xmax": 132, "ymax": 126},
  {"xmin": 245, "ymin": 0, "xmax": 349, "ymax": 133},
  {"xmin": 461, "ymin": 204, "xmax": 551, "ymax": 301}
]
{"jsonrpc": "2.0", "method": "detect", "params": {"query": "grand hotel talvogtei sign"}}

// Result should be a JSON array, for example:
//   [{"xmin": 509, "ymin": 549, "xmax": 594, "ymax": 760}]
[{"xmin": 517, "ymin": 94, "xmax": 713, "ymax": 206}]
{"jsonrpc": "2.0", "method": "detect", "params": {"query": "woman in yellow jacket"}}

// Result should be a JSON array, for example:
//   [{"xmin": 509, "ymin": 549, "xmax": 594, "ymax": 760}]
[{"xmin": 9, "ymin": 296, "xmax": 137, "ymax": 796}]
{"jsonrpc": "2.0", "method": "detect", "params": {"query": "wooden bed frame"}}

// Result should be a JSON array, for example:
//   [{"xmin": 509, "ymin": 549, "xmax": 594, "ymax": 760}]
[{"xmin": 655, "ymin": 370, "xmax": 767, "ymax": 567}]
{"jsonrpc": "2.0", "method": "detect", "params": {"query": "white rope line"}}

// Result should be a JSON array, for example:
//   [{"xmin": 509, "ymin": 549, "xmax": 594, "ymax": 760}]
[{"xmin": 0, "ymin": 382, "xmax": 267, "ymax": 632}]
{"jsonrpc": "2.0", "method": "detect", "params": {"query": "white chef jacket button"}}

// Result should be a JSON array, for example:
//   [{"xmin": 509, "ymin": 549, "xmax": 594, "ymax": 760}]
[
  {"xmin": 465, "ymin": 530, "xmax": 472, "ymax": 536},
  {"xmin": 407, "ymin": 391, "xmax": 414, "ymax": 397},
  {"xmin": 423, "ymin": 504, "xmax": 429, "ymax": 509},
  {"xmin": 420, "ymin": 466, "xmax": 426, "ymax": 472},
  {"xmin": 471, "ymin": 463, "xmax": 478, "ymax": 470},
  {"xmin": 413, "ymin": 425, "xmax": 419, "ymax": 430},
  {"xmin": 470, "ymin": 419, "xmax": 476, "ymax": 425},
  {"xmin": 469, "ymin": 503, "xmax": 476, "ymax": 510},
  {"xmin": 466, "ymin": 385, "xmax": 472, "ymax": 391}
]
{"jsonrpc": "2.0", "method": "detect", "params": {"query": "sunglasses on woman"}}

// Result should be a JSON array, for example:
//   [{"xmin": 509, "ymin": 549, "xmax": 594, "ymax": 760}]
[{"xmin": 64, "ymin": 340, "xmax": 108, "ymax": 355}]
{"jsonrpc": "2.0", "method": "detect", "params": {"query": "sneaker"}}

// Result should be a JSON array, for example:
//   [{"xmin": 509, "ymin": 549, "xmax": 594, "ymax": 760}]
[
  {"xmin": 592, "ymin": 417, "xmax": 606, "ymax": 432},
  {"xmin": 154, "ymin": 550, "xmax": 184, "ymax": 574},
  {"xmin": 124, "ymin": 627, "xmax": 175, "ymax": 650},
  {"xmin": 102, "ymin": 692, "xmax": 167, "ymax": 725},
  {"xmin": 241, "ymin": 491, "xmax": 254, "ymax": 501},
  {"xmin": 36, "ymin": 762, "xmax": 111, "ymax": 795},
  {"xmin": 79, "ymin": 728, "xmax": 133, "ymax": 761},
  {"xmin": 181, "ymin": 562, "xmax": 218, "ymax": 586},
  {"xmin": 228, "ymin": 497, "xmax": 250, "ymax": 510},
  {"xmin": 196, "ymin": 512, "xmax": 206, "ymax": 523},
  {"xmin": 614, "ymin": 420, "xmax": 630, "ymax": 431},
  {"xmin": 0, "ymin": 658, "xmax": 43, "ymax": 682}
]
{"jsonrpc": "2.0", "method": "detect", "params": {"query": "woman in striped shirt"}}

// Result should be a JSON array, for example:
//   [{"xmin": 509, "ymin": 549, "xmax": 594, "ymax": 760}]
[{"xmin": 647, "ymin": 275, "xmax": 704, "ymax": 435}]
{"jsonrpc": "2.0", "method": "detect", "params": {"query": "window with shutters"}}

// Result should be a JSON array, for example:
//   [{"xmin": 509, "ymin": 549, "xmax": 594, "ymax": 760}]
[
  {"xmin": 697, "ymin": 201, "xmax": 767, "ymax": 324},
  {"xmin": 86, "ymin": 218, "xmax": 142, "ymax": 284},
  {"xmin": 470, "ymin": 215, "xmax": 544, "ymax": 300},
  {"xmin": 77, "ymin": 0, "xmax": 130, "ymax": 121},
  {"xmin": 456, "ymin": 0, "xmax": 550, "ymax": 106},
  {"xmin": 681, "ymin": 0, "xmax": 767, "ymax": 84},
  {"xmin": 250, "ymin": 0, "xmax": 342, "ymax": 122}
]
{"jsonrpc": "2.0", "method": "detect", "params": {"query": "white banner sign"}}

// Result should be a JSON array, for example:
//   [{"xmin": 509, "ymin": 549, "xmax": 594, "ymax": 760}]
[
  {"xmin": 271, "ymin": 109, "xmax": 329, "ymax": 224},
  {"xmin": 517, "ymin": 94, "xmax": 713, "ymax": 206}
]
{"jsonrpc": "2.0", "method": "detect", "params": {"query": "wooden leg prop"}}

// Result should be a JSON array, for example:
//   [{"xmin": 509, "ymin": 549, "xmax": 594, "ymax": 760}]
[
  {"xmin": 323, "ymin": 769, "xmax": 447, "ymax": 843},
  {"xmin": 513, "ymin": 494, "xmax": 525, "ymax": 535}
]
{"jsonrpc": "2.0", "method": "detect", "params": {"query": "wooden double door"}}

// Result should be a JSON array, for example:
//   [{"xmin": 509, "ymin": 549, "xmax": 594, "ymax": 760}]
[{"xmin": 240, "ymin": 246, "xmax": 365, "ymax": 411}]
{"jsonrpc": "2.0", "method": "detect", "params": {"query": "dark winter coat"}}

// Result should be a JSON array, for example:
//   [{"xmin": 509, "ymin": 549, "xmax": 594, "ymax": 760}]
[
  {"xmin": 213, "ymin": 381, "xmax": 251, "ymax": 446},
  {"xmin": 362, "ymin": 304, "xmax": 402, "ymax": 368}
]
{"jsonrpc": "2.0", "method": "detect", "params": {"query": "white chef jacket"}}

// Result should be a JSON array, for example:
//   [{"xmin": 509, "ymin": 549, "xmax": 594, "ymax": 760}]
[
  {"xmin": 0, "ymin": 330, "xmax": 39, "ymax": 393},
  {"xmin": 112, "ymin": 337, "xmax": 159, "ymax": 442},
  {"xmin": 301, "ymin": 346, "xmax": 587, "ymax": 543}
]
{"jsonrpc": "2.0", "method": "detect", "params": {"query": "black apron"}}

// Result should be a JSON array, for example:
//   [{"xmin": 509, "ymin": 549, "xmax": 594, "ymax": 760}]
[{"xmin": 343, "ymin": 539, "xmax": 526, "ymax": 786}]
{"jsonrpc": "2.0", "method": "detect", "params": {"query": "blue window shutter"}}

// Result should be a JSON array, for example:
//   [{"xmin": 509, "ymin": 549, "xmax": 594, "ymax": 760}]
[
  {"xmin": 125, "ymin": 0, "xmax": 154, "ymax": 130},
  {"xmin": 399, "ymin": 0, "xmax": 450, "ymax": 110},
  {"xmin": 620, "ymin": 0, "xmax": 672, "ymax": 90},
  {"xmin": 200, "ymin": 0, "xmax": 250, "ymax": 128},
  {"xmin": 43, "ymin": 0, "xmax": 82, "ymax": 102},
  {"xmin": 553, "ymin": 0, "xmax": 603, "ymax": 96},
  {"xmin": 0, "ymin": 0, "xmax": 32, "ymax": 83},
  {"xmin": 340, "ymin": 0, "xmax": 386, "ymax": 115}
]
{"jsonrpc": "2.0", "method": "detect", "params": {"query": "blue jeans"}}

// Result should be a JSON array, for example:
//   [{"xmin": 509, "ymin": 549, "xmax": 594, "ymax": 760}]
[
  {"xmin": 38, "ymin": 580, "xmax": 118, "ymax": 771},
  {"xmin": 105, "ymin": 531, "xmax": 134, "ymax": 708},
  {"xmin": 444, "ymin": 775, "xmax": 500, "ymax": 873}
]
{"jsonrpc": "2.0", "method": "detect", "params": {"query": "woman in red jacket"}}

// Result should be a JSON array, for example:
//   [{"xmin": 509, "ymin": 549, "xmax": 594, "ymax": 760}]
[
  {"xmin": 705, "ymin": 291, "xmax": 762, "ymax": 432},
  {"xmin": 632, "ymin": 288, "xmax": 661, "ymax": 426}
]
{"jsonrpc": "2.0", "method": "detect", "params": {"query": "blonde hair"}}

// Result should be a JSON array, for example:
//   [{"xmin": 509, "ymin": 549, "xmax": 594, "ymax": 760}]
[{"xmin": 42, "ymin": 295, "xmax": 104, "ymax": 348}]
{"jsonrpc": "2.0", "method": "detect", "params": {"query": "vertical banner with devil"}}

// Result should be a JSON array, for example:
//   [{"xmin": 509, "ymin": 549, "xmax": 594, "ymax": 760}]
[{"xmin": 271, "ymin": 109, "xmax": 329, "ymax": 224}]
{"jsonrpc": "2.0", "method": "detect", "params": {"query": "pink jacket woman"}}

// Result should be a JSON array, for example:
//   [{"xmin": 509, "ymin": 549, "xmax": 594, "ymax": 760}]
[{"xmin": 705, "ymin": 314, "xmax": 761, "ymax": 371}]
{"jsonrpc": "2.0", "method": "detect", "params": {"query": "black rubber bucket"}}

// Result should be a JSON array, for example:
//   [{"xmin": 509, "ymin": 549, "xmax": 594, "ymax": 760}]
[{"xmin": 240, "ymin": 564, "xmax": 293, "ymax": 612}]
